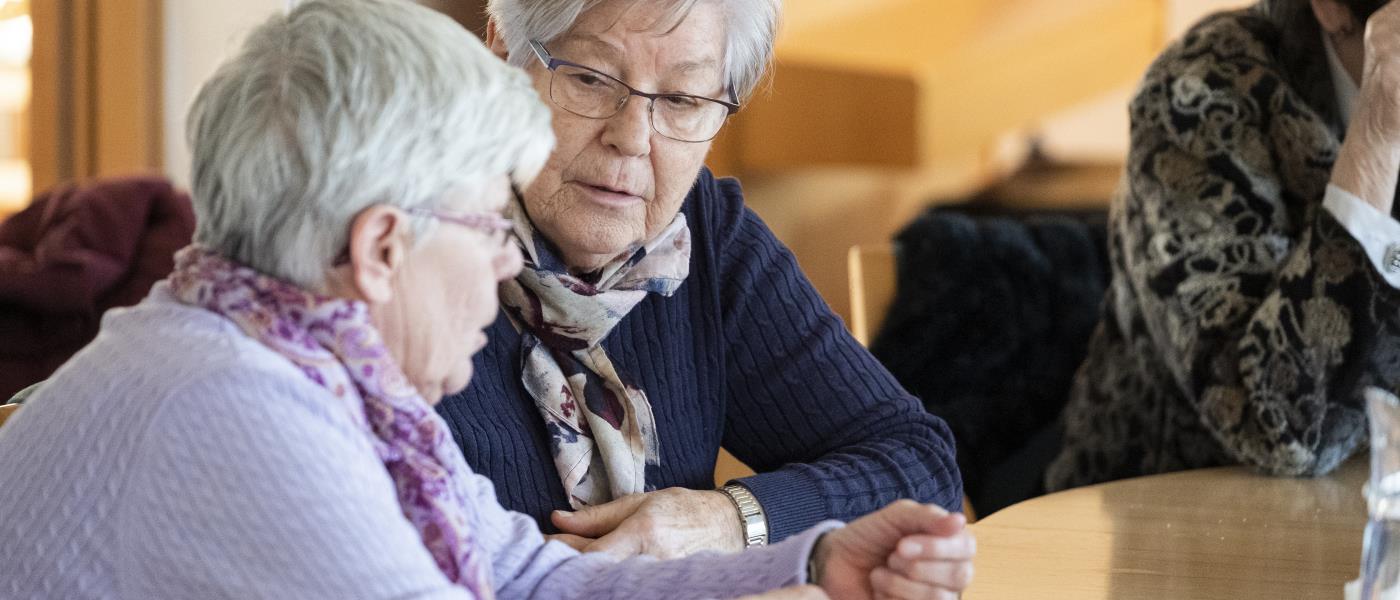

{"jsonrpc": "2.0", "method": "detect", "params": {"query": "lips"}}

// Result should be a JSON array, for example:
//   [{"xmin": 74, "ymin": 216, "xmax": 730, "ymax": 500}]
[
  {"xmin": 571, "ymin": 180, "xmax": 645, "ymax": 208},
  {"xmin": 578, "ymin": 180, "xmax": 642, "ymax": 198}
]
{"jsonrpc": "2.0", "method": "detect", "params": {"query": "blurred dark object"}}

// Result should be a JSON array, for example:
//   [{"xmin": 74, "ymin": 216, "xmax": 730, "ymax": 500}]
[
  {"xmin": 0, "ymin": 177, "xmax": 195, "ymax": 400},
  {"xmin": 870, "ymin": 201, "xmax": 1110, "ymax": 516}
]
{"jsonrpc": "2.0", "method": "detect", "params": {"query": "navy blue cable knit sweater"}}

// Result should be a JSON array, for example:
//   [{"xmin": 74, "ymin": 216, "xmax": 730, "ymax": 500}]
[{"xmin": 437, "ymin": 168, "xmax": 962, "ymax": 542}]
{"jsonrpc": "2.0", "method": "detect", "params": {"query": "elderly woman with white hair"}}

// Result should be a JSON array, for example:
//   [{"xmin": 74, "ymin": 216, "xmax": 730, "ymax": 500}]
[
  {"xmin": 437, "ymin": 0, "xmax": 967, "ymax": 561},
  {"xmin": 0, "ymin": 1, "xmax": 974, "ymax": 598}
]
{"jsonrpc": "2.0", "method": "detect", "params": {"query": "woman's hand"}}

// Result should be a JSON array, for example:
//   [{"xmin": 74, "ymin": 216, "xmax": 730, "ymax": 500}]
[
  {"xmin": 1334, "ymin": 1, "xmax": 1400, "ymax": 214},
  {"xmin": 813, "ymin": 500, "xmax": 975, "ymax": 600},
  {"xmin": 1359, "ymin": 1, "xmax": 1400, "ymax": 140},
  {"xmin": 548, "ymin": 487, "xmax": 744, "ymax": 558}
]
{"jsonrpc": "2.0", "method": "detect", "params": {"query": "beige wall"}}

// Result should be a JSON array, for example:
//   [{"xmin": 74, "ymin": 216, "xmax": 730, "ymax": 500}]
[
  {"xmin": 158, "ymin": 0, "xmax": 1256, "ymax": 185},
  {"xmin": 162, "ymin": 0, "xmax": 287, "ymax": 188},
  {"xmin": 160, "ymin": 0, "xmax": 491, "ymax": 188}
]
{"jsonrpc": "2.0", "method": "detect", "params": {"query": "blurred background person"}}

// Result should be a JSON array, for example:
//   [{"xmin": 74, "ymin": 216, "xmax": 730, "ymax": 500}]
[{"xmin": 1049, "ymin": 0, "xmax": 1400, "ymax": 490}]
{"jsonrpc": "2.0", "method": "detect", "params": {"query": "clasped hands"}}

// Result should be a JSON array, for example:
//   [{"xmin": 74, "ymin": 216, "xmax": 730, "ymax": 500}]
[{"xmin": 547, "ymin": 488, "xmax": 974, "ymax": 599}]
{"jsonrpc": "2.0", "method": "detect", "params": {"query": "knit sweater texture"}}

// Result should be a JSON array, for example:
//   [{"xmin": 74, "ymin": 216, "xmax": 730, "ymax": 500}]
[
  {"xmin": 0, "ymin": 286, "xmax": 837, "ymax": 599},
  {"xmin": 438, "ymin": 168, "xmax": 963, "ymax": 541}
]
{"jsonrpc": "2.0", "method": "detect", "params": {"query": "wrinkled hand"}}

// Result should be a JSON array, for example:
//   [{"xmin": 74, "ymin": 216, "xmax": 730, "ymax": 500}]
[
  {"xmin": 548, "ymin": 487, "xmax": 744, "ymax": 559},
  {"xmin": 814, "ymin": 500, "xmax": 975, "ymax": 600},
  {"xmin": 1337, "ymin": 1, "xmax": 1400, "ymax": 213},
  {"xmin": 1358, "ymin": 1, "xmax": 1400, "ymax": 139},
  {"xmin": 737, "ymin": 585, "xmax": 830, "ymax": 600}
]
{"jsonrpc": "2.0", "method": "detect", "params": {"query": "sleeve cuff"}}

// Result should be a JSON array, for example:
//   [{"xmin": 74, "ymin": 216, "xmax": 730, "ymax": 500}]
[
  {"xmin": 1322, "ymin": 183, "xmax": 1400, "ymax": 289},
  {"xmin": 788, "ymin": 520, "xmax": 844, "ymax": 584},
  {"xmin": 731, "ymin": 468, "xmax": 829, "ymax": 543}
]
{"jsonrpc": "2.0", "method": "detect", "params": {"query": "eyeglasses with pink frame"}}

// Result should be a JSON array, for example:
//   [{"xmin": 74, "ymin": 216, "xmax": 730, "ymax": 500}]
[
  {"xmin": 406, "ymin": 207, "xmax": 515, "ymax": 236},
  {"xmin": 331, "ymin": 207, "xmax": 516, "ymax": 267}
]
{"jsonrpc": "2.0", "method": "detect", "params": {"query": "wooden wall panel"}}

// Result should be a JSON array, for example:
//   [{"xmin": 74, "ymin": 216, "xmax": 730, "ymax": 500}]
[
  {"xmin": 93, "ymin": 0, "xmax": 162, "ymax": 177},
  {"xmin": 29, "ymin": 0, "xmax": 162, "ymax": 194},
  {"xmin": 706, "ymin": 0, "xmax": 1164, "ymax": 185},
  {"xmin": 28, "ymin": 0, "xmax": 66, "ymax": 191}
]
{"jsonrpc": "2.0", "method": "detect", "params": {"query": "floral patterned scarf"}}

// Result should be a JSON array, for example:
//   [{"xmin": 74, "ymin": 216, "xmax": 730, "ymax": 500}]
[
  {"xmin": 168, "ymin": 246, "xmax": 494, "ymax": 598},
  {"xmin": 499, "ymin": 195, "xmax": 691, "ymax": 508}
]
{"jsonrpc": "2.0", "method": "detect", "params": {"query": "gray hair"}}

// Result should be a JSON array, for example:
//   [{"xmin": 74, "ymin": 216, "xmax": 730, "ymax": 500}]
[
  {"xmin": 187, "ymin": 0, "xmax": 554, "ymax": 287},
  {"xmin": 487, "ymin": 0, "xmax": 780, "ymax": 102}
]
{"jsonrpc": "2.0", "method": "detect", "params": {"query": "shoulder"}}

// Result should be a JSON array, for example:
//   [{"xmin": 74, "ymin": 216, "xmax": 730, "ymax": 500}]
[
  {"xmin": 1145, "ymin": 9, "xmax": 1281, "ymax": 89},
  {"xmin": 681, "ymin": 168, "xmax": 782, "ymax": 257},
  {"xmin": 682, "ymin": 167, "xmax": 751, "ymax": 236},
  {"xmin": 49, "ymin": 287, "xmax": 367, "ymax": 442},
  {"xmin": 1131, "ymin": 9, "xmax": 1291, "ymax": 145}
]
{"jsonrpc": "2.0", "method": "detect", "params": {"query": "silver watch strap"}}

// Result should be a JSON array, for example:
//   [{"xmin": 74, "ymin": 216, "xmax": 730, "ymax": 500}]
[{"xmin": 720, "ymin": 483, "xmax": 768, "ymax": 547}]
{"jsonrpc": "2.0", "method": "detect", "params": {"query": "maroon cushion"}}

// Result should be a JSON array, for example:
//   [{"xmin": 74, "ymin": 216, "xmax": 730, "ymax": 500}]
[{"xmin": 0, "ymin": 176, "xmax": 195, "ymax": 398}]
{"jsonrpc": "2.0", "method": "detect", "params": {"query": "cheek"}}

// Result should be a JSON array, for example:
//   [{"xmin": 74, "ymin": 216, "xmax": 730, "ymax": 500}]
[
  {"xmin": 451, "ymin": 256, "xmax": 499, "ymax": 330},
  {"xmin": 525, "ymin": 122, "xmax": 595, "ymax": 215},
  {"xmin": 541, "ymin": 114, "xmax": 598, "ymax": 179}
]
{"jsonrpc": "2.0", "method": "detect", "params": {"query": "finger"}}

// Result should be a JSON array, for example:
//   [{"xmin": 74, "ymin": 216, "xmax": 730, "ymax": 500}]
[
  {"xmin": 544, "ymin": 533, "xmax": 594, "ymax": 552},
  {"xmin": 885, "ymin": 555, "xmax": 975, "ymax": 592},
  {"xmin": 552, "ymin": 493, "xmax": 649, "ymax": 537},
  {"xmin": 893, "ymin": 529, "xmax": 977, "ymax": 561},
  {"xmin": 870, "ymin": 566, "xmax": 960, "ymax": 600},
  {"xmin": 582, "ymin": 529, "xmax": 645, "ymax": 558}
]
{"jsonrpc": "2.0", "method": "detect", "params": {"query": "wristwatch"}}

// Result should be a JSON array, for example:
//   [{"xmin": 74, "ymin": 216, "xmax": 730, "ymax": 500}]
[{"xmin": 719, "ymin": 483, "xmax": 769, "ymax": 548}]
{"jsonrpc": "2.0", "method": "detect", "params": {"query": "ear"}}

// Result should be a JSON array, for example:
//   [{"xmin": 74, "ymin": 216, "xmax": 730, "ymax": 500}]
[
  {"xmin": 485, "ymin": 18, "xmax": 509, "ymax": 60},
  {"xmin": 1312, "ymin": 0, "xmax": 1360, "ymax": 35},
  {"xmin": 345, "ymin": 205, "xmax": 411, "ymax": 305}
]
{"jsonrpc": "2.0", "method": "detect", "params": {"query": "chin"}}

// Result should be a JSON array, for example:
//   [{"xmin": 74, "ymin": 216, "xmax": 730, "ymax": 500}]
[
  {"xmin": 570, "ymin": 229, "xmax": 647, "ymax": 264},
  {"xmin": 556, "ymin": 206, "xmax": 645, "ymax": 252}
]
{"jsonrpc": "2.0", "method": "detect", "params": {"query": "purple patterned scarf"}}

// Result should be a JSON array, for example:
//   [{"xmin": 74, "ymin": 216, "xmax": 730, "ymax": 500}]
[
  {"xmin": 499, "ymin": 195, "xmax": 691, "ymax": 508},
  {"xmin": 168, "ymin": 246, "xmax": 494, "ymax": 598}
]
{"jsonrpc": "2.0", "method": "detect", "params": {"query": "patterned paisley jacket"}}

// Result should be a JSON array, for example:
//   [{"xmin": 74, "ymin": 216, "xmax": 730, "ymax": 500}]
[{"xmin": 1047, "ymin": 0, "xmax": 1400, "ymax": 491}]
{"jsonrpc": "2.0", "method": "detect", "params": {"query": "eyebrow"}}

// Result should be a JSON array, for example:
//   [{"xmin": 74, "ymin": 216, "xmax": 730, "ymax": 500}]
[
  {"xmin": 558, "ymin": 34, "xmax": 721, "ymax": 80},
  {"xmin": 556, "ymin": 34, "xmax": 624, "ymax": 64},
  {"xmin": 673, "ymin": 58, "xmax": 719, "ymax": 76}
]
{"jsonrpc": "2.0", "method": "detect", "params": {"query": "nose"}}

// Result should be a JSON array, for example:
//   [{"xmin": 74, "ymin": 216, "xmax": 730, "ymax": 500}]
[
  {"xmin": 599, "ymin": 94, "xmax": 652, "ymax": 158},
  {"xmin": 496, "ymin": 243, "xmax": 524, "ymax": 281}
]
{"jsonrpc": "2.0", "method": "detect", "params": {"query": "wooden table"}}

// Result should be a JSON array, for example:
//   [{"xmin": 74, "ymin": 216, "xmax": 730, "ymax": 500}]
[{"xmin": 965, "ymin": 458, "xmax": 1368, "ymax": 599}]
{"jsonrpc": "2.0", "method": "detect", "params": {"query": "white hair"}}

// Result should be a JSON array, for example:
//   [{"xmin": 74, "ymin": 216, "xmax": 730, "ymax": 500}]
[
  {"xmin": 487, "ymin": 0, "xmax": 780, "ymax": 102},
  {"xmin": 187, "ymin": 0, "xmax": 554, "ymax": 287}
]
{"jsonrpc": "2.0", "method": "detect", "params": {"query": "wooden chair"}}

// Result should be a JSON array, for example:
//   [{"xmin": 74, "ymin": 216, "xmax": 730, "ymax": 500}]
[
  {"xmin": 0, "ymin": 382, "xmax": 41, "ymax": 430},
  {"xmin": 847, "ymin": 243, "xmax": 977, "ymax": 521},
  {"xmin": 847, "ymin": 244, "xmax": 897, "ymax": 347},
  {"xmin": 0, "ymin": 403, "xmax": 18, "ymax": 429}
]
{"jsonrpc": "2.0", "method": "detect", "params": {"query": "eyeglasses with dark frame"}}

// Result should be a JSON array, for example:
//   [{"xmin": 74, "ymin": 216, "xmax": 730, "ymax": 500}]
[{"xmin": 528, "ymin": 39, "xmax": 739, "ymax": 143}]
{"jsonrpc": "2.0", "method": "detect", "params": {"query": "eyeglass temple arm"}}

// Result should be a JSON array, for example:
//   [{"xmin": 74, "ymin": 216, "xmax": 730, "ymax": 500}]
[{"xmin": 528, "ymin": 39, "xmax": 553, "ymax": 68}]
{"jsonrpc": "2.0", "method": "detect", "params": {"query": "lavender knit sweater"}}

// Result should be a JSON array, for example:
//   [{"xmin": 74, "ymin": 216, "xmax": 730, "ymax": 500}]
[{"xmin": 0, "ymin": 286, "xmax": 837, "ymax": 599}]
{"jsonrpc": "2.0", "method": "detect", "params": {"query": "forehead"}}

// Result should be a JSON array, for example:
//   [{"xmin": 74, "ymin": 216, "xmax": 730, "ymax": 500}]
[{"xmin": 556, "ymin": 0, "xmax": 726, "ymax": 76}]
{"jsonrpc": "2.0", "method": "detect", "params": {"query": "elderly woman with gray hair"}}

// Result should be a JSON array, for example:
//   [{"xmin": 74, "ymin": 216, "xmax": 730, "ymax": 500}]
[
  {"xmin": 437, "ymin": 0, "xmax": 966, "ymax": 561},
  {"xmin": 0, "ymin": 1, "xmax": 973, "ymax": 598}
]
